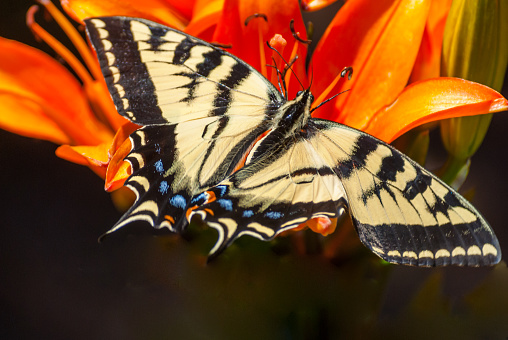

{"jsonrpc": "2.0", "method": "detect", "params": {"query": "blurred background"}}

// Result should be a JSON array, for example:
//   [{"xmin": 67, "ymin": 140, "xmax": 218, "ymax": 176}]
[{"xmin": 1, "ymin": 1, "xmax": 508, "ymax": 339}]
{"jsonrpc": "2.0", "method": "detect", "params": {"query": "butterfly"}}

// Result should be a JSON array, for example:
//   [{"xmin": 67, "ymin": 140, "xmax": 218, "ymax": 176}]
[{"xmin": 85, "ymin": 16, "xmax": 501, "ymax": 266}]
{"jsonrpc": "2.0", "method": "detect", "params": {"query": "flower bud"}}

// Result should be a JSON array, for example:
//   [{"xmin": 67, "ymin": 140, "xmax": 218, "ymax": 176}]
[{"xmin": 439, "ymin": 0, "xmax": 508, "ymax": 186}]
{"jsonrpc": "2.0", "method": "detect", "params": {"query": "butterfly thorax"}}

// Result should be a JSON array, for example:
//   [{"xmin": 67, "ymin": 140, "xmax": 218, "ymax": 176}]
[{"xmin": 274, "ymin": 89, "xmax": 314, "ymax": 135}]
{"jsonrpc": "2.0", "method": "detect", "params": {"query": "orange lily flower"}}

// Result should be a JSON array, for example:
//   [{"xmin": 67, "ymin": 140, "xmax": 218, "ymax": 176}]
[{"xmin": 1, "ymin": 0, "xmax": 507, "ymax": 238}]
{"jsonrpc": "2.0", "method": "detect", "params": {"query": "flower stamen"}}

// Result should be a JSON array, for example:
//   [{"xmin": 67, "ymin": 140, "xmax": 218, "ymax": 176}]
[
  {"xmin": 35, "ymin": 0, "xmax": 103, "ymax": 81},
  {"xmin": 290, "ymin": 19, "xmax": 312, "ymax": 45},
  {"xmin": 27, "ymin": 5, "xmax": 94, "ymax": 86},
  {"xmin": 26, "ymin": 2, "xmax": 124, "ymax": 132},
  {"xmin": 244, "ymin": 13, "xmax": 268, "ymax": 26}
]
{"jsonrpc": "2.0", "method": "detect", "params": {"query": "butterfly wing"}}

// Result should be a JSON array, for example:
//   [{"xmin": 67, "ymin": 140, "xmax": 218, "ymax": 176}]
[
  {"xmin": 190, "ymin": 119, "xmax": 501, "ymax": 266},
  {"xmin": 85, "ymin": 16, "xmax": 283, "ymax": 125},
  {"xmin": 85, "ymin": 17, "xmax": 284, "ymax": 232}
]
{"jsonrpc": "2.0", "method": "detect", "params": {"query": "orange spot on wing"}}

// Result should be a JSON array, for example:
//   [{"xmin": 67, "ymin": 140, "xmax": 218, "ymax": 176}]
[
  {"xmin": 205, "ymin": 190, "xmax": 217, "ymax": 203},
  {"xmin": 165, "ymin": 215, "xmax": 175, "ymax": 224},
  {"xmin": 185, "ymin": 191, "xmax": 218, "ymax": 221}
]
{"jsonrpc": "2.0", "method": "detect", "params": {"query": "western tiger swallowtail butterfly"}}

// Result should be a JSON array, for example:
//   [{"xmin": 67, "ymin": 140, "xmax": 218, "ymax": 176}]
[{"xmin": 85, "ymin": 16, "xmax": 501, "ymax": 266}]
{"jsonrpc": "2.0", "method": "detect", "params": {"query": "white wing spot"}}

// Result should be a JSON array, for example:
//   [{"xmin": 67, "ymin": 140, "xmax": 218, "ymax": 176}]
[
  {"xmin": 90, "ymin": 19, "xmax": 106, "ymax": 28},
  {"xmin": 435, "ymin": 249, "xmax": 451, "ymax": 258},
  {"xmin": 387, "ymin": 250, "xmax": 401, "ymax": 257},
  {"xmin": 482, "ymin": 243, "xmax": 498, "ymax": 257},
  {"xmin": 114, "ymin": 84, "xmax": 125, "ymax": 96},
  {"xmin": 418, "ymin": 250, "xmax": 434, "ymax": 259},
  {"xmin": 105, "ymin": 51, "xmax": 116, "ymax": 66},
  {"xmin": 122, "ymin": 98, "xmax": 130, "ymax": 110},
  {"xmin": 452, "ymin": 246, "xmax": 466, "ymax": 257},
  {"xmin": 102, "ymin": 39, "xmax": 112, "ymax": 51},
  {"xmin": 96, "ymin": 27, "xmax": 109, "ymax": 39},
  {"xmin": 467, "ymin": 245, "xmax": 482, "ymax": 256},
  {"xmin": 402, "ymin": 251, "xmax": 417, "ymax": 259},
  {"xmin": 110, "ymin": 66, "xmax": 120, "ymax": 83}
]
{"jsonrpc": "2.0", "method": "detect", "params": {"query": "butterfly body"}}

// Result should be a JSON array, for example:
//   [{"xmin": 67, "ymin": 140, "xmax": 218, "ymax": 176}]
[{"xmin": 85, "ymin": 16, "xmax": 501, "ymax": 266}]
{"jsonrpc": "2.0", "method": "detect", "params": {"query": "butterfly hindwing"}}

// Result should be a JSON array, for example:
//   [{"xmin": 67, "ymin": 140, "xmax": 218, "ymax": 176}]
[
  {"xmin": 187, "ymin": 122, "xmax": 351, "ymax": 259},
  {"xmin": 85, "ymin": 17, "xmax": 285, "ymax": 233},
  {"xmin": 192, "ymin": 119, "xmax": 501, "ymax": 266}
]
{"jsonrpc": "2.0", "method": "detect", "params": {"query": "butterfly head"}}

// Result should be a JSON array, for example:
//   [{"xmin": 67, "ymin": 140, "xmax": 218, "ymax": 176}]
[{"xmin": 279, "ymin": 89, "xmax": 314, "ymax": 131}]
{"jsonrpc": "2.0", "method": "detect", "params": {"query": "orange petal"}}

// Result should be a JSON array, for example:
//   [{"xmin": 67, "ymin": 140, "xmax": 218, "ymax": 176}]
[
  {"xmin": 364, "ymin": 78, "xmax": 508, "ymax": 143},
  {"xmin": 162, "ymin": 0, "xmax": 196, "ymax": 20},
  {"xmin": 410, "ymin": 0, "xmax": 453, "ymax": 82},
  {"xmin": 61, "ymin": 0, "xmax": 189, "ymax": 29},
  {"xmin": 211, "ymin": 0, "xmax": 309, "ymax": 96},
  {"xmin": 0, "ymin": 93, "xmax": 70, "ymax": 144},
  {"xmin": 311, "ymin": 0, "xmax": 431, "ymax": 127},
  {"xmin": 107, "ymin": 122, "xmax": 140, "ymax": 159},
  {"xmin": 0, "ymin": 38, "xmax": 112, "ymax": 145},
  {"xmin": 185, "ymin": 0, "xmax": 224, "ymax": 38},
  {"xmin": 56, "ymin": 142, "xmax": 109, "ymax": 165},
  {"xmin": 56, "ymin": 143, "xmax": 109, "ymax": 178},
  {"xmin": 105, "ymin": 138, "xmax": 133, "ymax": 191}
]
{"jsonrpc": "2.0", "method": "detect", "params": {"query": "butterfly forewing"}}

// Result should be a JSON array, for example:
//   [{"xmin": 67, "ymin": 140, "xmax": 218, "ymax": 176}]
[
  {"xmin": 85, "ymin": 17, "xmax": 283, "ymax": 125},
  {"xmin": 313, "ymin": 120, "xmax": 500, "ymax": 266}
]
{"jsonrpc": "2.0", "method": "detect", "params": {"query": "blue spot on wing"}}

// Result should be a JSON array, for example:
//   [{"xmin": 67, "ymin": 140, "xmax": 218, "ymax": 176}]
[
  {"xmin": 169, "ymin": 195, "xmax": 187, "ymax": 209},
  {"xmin": 243, "ymin": 210, "xmax": 254, "ymax": 218},
  {"xmin": 216, "ymin": 185, "xmax": 228, "ymax": 197},
  {"xmin": 217, "ymin": 199, "xmax": 233, "ymax": 211},
  {"xmin": 265, "ymin": 211, "xmax": 283, "ymax": 219},
  {"xmin": 191, "ymin": 192, "xmax": 207, "ymax": 204},
  {"xmin": 154, "ymin": 159, "xmax": 164, "ymax": 174},
  {"xmin": 159, "ymin": 181, "xmax": 169, "ymax": 194}
]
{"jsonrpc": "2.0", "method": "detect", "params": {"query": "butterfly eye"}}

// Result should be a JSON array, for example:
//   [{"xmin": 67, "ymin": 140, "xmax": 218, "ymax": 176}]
[{"xmin": 296, "ymin": 90, "xmax": 304, "ymax": 97}]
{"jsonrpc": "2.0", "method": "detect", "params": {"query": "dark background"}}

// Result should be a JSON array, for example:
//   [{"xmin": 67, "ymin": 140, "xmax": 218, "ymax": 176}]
[{"xmin": 1, "ymin": 1, "xmax": 508, "ymax": 339}]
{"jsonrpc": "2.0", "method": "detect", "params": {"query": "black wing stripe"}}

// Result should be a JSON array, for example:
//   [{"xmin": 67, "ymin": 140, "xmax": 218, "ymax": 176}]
[{"xmin": 86, "ymin": 17, "xmax": 164, "ymax": 124}]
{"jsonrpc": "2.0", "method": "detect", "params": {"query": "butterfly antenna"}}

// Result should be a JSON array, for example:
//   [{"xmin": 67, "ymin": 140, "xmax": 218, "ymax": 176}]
[
  {"xmin": 266, "ymin": 41, "xmax": 304, "ymax": 91},
  {"xmin": 310, "ymin": 90, "xmax": 350, "ymax": 113},
  {"xmin": 267, "ymin": 58, "xmax": 287, "ymax": 98},
  {"xmin": 281, "ymin": 55, "xmax": 301, "ymax": 90}
]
